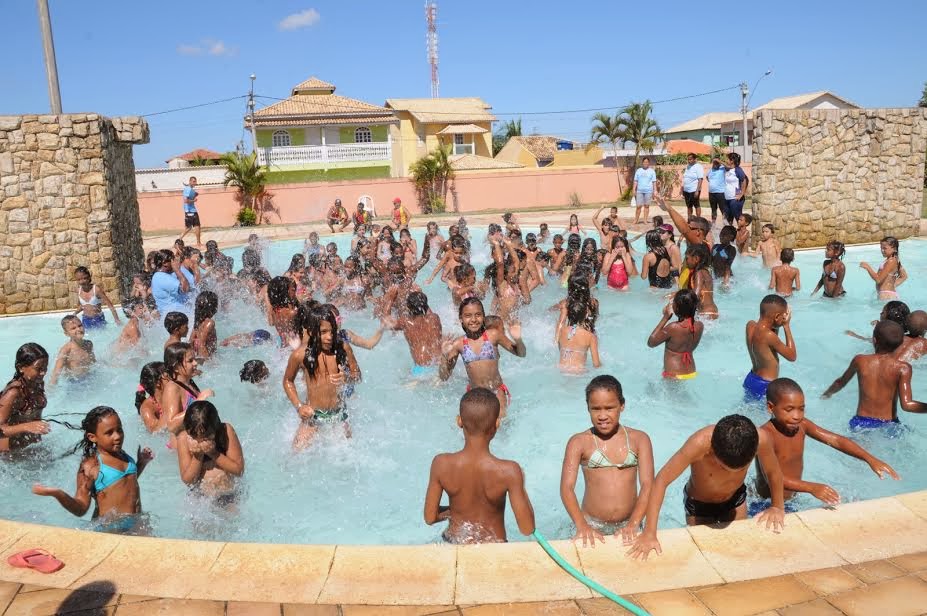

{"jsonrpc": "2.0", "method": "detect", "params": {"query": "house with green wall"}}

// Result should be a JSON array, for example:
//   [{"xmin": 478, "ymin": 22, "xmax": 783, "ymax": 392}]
[{"xmin": 249, "ymin": 77, "xmax": 398, "ymax": 178}]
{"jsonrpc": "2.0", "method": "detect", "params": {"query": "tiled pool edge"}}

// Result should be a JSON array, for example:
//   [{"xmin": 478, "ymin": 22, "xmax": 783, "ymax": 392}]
[{"xmin": 0, "ymin": 491, "xmax": 923, "ymax": 606}]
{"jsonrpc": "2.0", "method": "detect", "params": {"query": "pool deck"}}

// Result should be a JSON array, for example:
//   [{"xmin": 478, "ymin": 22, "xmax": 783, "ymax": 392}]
[{"xmin": 1, "ymin": 490, "xmax": 925, "ymax": 614}]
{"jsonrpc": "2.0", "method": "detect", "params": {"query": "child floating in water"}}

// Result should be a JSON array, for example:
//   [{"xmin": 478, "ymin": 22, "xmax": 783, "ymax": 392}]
[
  {"xmin": 0, "ymin": 343, "xmax": 50, "ymax": 452},
  {"xmin": 32, "ymin": 406, "xmax": 153, "ymax": 533},
  {"xmin": 744, "ymin": 295, "xmax": 796, "ymax": 401},
  {"xmin": 557, "ymin": 300, "xmax": 601, "ymax": 373},
  {"xmin": 136, "ymin": 362, "xmax": 167, "ymax": 433},
  {"xmin": 769, "ymin": 248, "xmax": 800, "ymax": 297},
  {"xmin": 647, "ymin": 289, "xmax": 703, "ymax": 380},
  {"xmin": 859, "ymin": 236, "xmax": 906, "ymax": 301},
  {"xmin": 440, "ymin": 298, "xmax": 526, "ymax": 418},
  {"xmin": 73, "ymin": 266, "xmax": 121, "ymax": 329},
  {"xmin": 628, "ymin": 414, "xmax": 785, "ymax": 560},
  {"xmin": 755, "ymin": 378, "xmax": 898, "ymax": 511},
  {"xmin": 49, "ymin": 315, "xmax": 96, "ymax": 386},
  {"xmin": 164, "ymin": 312, "xmax": 189, "ymax": 350},
  {"xmin": 560, "ymin": 376, "xmax": 653, "ymax": 546},
  {"xmin": 823, "ymin": 320, "xmax": 927, "ymax": 431},
  {"xmin": 810, "ymin": 240, "xmax": 846, "ymax": 298},
  {"xmin": 176, "ymin": 401, "xmax": 244, "ymax": 500},
  {"xmin": 424, "ymin": 388, "xmax": 535, "ymax": 544}
]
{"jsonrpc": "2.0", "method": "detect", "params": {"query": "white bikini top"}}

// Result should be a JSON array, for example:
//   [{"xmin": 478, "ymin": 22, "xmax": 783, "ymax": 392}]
[{"xmin": 78, "ymin": 285, "xmax": 101, "ymax": 306}]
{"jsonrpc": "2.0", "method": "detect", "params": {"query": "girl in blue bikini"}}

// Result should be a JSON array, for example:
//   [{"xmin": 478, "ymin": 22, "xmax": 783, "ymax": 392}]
[
  {"xmin": 439, "ymin": 298, "xmax": 526, "ymax": 418},
  {"xmin": 32, "ymin": 406, "xmax": 153, "ymax": 533}
]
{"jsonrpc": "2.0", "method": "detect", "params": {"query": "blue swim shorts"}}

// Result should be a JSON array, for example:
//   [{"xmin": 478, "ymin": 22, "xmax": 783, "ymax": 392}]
[{"xmin": 743, "ymin": 371, "xmax": 771, "ymax": 401}]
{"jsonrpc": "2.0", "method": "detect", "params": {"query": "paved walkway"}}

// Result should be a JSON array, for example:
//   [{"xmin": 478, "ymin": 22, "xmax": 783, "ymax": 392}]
[{"xmin": 2, "ymin": 551, "xmax": 925, "ymax": 615}]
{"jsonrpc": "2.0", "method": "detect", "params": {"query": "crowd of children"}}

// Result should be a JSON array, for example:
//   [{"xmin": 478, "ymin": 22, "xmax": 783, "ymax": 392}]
[{"xmin": 0, "ymin": 200, "xmax": 921, "ymax": 552}]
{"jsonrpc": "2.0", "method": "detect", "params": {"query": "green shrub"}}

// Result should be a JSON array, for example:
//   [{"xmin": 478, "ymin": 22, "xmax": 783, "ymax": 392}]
[
  {"xmin": 569, "ymin": 191, "xmax": 583, "ymax": 209},
  {"xmin": 237, "ymin": 207, "xmax": 257, "ymax": 226}
]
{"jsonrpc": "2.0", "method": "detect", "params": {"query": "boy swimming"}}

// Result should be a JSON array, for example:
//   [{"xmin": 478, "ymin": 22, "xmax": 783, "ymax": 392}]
[
  {"xmin": 424, "ymin": 388, "xmax": 535, "ymax": 543},
  {"xmin": 744, "ymin": 295, "xmax": 797, "ymax": 401}
]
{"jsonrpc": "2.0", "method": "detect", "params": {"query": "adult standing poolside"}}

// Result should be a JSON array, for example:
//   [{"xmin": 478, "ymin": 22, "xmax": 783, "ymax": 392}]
[
  {"xmin": 724, "ymin": 152, "xmax": 749, "ymax": 225},
  {"xmin": 706, "ymin": 158, "xmax": 727, "ymax": 226},
  {"xmin": 179, "ymin": 177, "xmax": 202, "ymax": 247},
  {"xmin": 632, "ymin": 157, "xmax": 657, "ymax": 225},
  {"xmin": 682, "ymin": 154, "xmax": 705, "ymax": 220}
]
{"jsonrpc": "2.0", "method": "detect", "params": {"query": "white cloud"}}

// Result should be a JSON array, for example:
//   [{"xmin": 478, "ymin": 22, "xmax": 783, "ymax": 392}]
[
  {"xmin": 177, "ymin": 43, "xmax": 202, "ymax": 56},
  {"xmin": 177, "ymin": 39, "xmax": 236, "ymax": 58},
  {"xmin": 207, "ymin": 40, "xmax": 234, "ymax": 56},
  {"xmin": 278, "ymin": 8, "xmax": 320, "ymax": 31}
]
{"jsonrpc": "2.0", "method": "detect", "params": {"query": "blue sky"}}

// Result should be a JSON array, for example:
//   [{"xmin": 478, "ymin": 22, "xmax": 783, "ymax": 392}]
[{"xmin": 3, "ymin": 1, "xmax": 926, "ymax": 168}]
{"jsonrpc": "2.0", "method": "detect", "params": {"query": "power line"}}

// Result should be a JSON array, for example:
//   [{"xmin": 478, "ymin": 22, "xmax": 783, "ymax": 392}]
[{"xmin": 140, "ymin": 95, "xmax": 248, "ymax": 118}]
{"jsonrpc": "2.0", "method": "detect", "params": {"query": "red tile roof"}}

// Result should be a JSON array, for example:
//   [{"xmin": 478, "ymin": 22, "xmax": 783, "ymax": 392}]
[{"xmin": 166, "ymin": 148, "xmax": 224, "ymax": 163}]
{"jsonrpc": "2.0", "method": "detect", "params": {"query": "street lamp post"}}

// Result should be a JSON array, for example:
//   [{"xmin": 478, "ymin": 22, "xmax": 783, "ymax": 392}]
[
  {"xmin": 739, "ymin": 70, "xmax": 773, "ymax": 161},
  {"xmin": 36, "ymin": 0, "xmax": 62, "ymax": 114},
  {"xmin": 248, "ymin": 74, "xmax": 258, "ymax": 160}
]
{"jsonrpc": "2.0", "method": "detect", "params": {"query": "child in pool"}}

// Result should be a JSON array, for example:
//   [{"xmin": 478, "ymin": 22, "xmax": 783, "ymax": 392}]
[
  {"xmin": 560, "ymin": 375, "xmax": 653, "ymax": 546},
  {"xmin": 219, "ymin": 330, "xmax": 273, "ymax": 348},
  {"xmin": 239, "ymin": 360, "xmax": 269, "ymax": 384},
  {"xmin": 769, "ymin": 248, "xmax": 801, "ymax": 297},
  {"xmin": 735, "ymin": 213, "xmax": 753, "ymax": 255},
  {"xmin": 683, "ymin": 244, "xmax": 717, "ymax": 319},
  {"xmin": 640, "ymin": 230, "xmax": 674, "ymax": 289},
  {"xmin": 389, "ymin": 291, "xmax": 443, "ymax": 376},
  {"xmin": 502, "ymin": 212, "xmax": 520, "ymax": 236},
  {"xmin": 163, "ymin": 311, "xmax": 189, "ymax": 349},
  {"xmin": 267, "ymin": 276, "xmax": 301, "ymax": 349},
  {"xmin": 131, "ymin": 272, "xmax": 159, "ymax": 319},
  {"xmin": 136, "ymin": 362, "xmax": 167, "ymax": 433},
  {"xmin": 114, "ymin": 298, "xmax": 149, "ymax": 354},
  {"xmin": 628, "ymin": 414, "xmax": 785, "ymax": 560},
  {"xmin": 647, "ymin": 289, "xmax": 704, "ymax": 380},
  {"xmin": 744, "ymin": 295, "xmax": 796, "ymax": 401},
  {"xmin": 601, "ymin": 236, "xmax": 637, "ymax": 291},
  {"xmin": 162, "ymin": 342, "xmax": 213, "ymax": 437},
  {"xmin": 283, "ymin": 304, "xmax": 361, "ymax": 449},
  {"xmin": 425, "ymin": 221, "xmax": 445, "ymax": 258},
  {"xmin": 563, "ymin": 213, "xmax": 585, "ymax": 236},
  {"xmin": 49, "ymin": 315, "xmax": 95, "ymax": 386},
  {"xmin": 425, "ymin": 236, "xmax": 468, "ymax": 285},
  {"xmin": 557, "ymin": 300, "xmax": 601, "ymax": 373},
  {"xmin": 538, "ymin": 223, "xmax": 551, "ymax": 244},
  {"xmin": 522, "ymin": 233, "xmax": 547, "ymax": 291},
  {"xmin": 304, "ymin": 231, "xmax": 323, "ymax": 259},
  {"xmin": 711, "ymin": 226, "xmax": 737, "ymax": 287},
  {"xmin": 811, "ymin": 240, "xmax": 846, "ymax": 298},
  {"xmin": 755, "ymin": 378, "xmax": 898, "ymax": 510},
  {"xmin": 449, "ymin": 264, "xmax": 488, "ymax": 305},
  {"xmin": 546, "ymin": 234, "xmax": 567, "ymax": 276},
  {"xmin": 424, "ymin": 388, "xmax": 535, "ymax": 544},
  {"xmin": 32, "ymin": 406, "xmax": 153, "ymax": 532},
  {"xmin": 439, "ymin": 298, "xmax": 526, "ymax": 418},
  {"xmin": 190, "ymin": 291, "xmax": 219, "ymax": 361},
  {"xmin": 176, "ymin": 401, "xmax": 244, "ymax": 498},
  {"xmin": 845, "ymin": 300, "xmax": 909, "ymax": 342},
  {"xmin": 860, "ymin": 236, "xmax": 907, "ymax": 301},
  {"xmin": 73, "ymin": 266, "xmax": 122, "ymax": 329},
  {"xmin": 823, "ymin": 320, "xmax": 927, "ymax": 430},
  {"xmin": 898, "ymin": 310, "xmax": 927, "ymax": 361},
  {"xmin": 755, "ymin": 224, "xmax": 781, "ymax": 268},
  {"xmin": 0, "ymin": 343, "xmax": 50, "ymax": 452}
]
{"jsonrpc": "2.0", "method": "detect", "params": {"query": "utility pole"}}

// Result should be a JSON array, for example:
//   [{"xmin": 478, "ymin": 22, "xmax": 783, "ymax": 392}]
[
  {"xmin": 36, "ymin": 0, "xmax": 62, "ymax": 114},
  {"xmin": 248, "ymin": 74, "xmax": 259, "ymax": 161},
  {"xmin": 740, "ymin": 81, "xmax": 749, "ymax": 161}
]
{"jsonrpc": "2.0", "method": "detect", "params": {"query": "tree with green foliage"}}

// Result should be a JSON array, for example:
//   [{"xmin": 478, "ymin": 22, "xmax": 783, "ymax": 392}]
[
  {"xmin": 588, "ymin": 112, "xmax": 627, "ymax": 196},
  {"xmin": 492, "ymin": 118, "xmax": 523, "ymax": 156},
  {"xmin": 618, "ymin": 100, "xmax": 663, "ymax": 174},
  {"xmin": 410, "ymin": 144, "xmax": 456, "ymax": 213},
  {"xmin": 919, "ymin": 81, "xmax": 927, "ymax": 107},
  {"xmin": 220, "ymin": 151, "xmax": 270, "ymax": 225}
]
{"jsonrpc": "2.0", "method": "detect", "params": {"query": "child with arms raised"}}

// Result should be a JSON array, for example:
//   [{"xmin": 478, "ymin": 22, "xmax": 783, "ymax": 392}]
[
  {"xmin": 560, "ymin": 376, "xmax": 653, "ymax": 546},
  {"xmin": 647, "ymin": 289, "xmax": 703, "ymax": 380},
  {"xmin": 49, "ymin": 315, "xmax": 95, "ymax": 386},
  {"xmin": 628, "ymin": 414, "xmax": 785, "ymax": 560},
  {"xmin": 744, "ymin": 295, "xmax": 797, "ymax": 401},
  {"xmin": 32, "ymin": 406, "xmax": 153, "ymax": 533},
  {"xmin": 755, "ymin": 378, "xmax": 898, "ymax": 510},
  {"xmin": 424, "ymin": 388, "xmax": 535, "ymax": 543}
]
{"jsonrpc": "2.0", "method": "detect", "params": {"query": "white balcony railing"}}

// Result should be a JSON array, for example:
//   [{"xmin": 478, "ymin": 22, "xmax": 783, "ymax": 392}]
[{"xmin": 256, "ymin": 142, "xmax": 391, "ymax": 167}]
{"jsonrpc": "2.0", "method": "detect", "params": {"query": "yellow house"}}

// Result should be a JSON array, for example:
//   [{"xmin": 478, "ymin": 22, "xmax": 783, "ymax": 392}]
[
  {"xmin": 496, "ymin": 136, "xmax": 605, "ymax": 168},
  {"xmin": 384, "ymin": 98, "xmax": 496, "ymax": 177}
]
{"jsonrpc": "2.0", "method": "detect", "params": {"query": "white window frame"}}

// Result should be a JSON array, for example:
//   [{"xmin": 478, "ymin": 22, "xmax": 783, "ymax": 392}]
[
  {"xmin": 272, "ymin": 130, "xmax": 291, "ymax": 147},
  {"xmin": 453, "ymin": 133, "xmax": 474, "ymax": 155},
  {"xmin": 354, "ymin": 126, "xmax": 372, "ymax": 143}
]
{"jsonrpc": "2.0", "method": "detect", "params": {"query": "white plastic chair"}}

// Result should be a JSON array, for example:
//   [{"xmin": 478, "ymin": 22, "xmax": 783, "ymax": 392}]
[{"xmin": 357, "ymin": 194, "xmax": 375, "ymax": 218}]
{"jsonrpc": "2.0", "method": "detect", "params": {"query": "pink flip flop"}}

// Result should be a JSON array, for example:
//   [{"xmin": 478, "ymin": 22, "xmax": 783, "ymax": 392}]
[{"xmin": 7, "ymin": 549, "xmax": 64, "ymax": 574}]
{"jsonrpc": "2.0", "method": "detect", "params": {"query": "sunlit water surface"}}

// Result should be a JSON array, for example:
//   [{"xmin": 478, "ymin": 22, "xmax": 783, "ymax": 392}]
[{"xmin": 0, "ymin": 229, "xmax": 925, "ymax": 544}]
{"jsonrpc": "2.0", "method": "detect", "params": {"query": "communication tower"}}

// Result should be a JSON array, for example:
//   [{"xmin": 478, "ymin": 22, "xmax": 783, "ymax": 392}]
[{"xmin": 425, "ymin": 2, "xmax": 439, "ymax": 98}]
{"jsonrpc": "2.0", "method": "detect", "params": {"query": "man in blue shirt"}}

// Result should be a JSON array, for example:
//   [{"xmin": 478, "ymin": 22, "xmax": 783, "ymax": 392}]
[
  {"xmin": 706, "ymin": 158, "xmax": 727, "ymax": 226},
  {"xmin": 682, "ymin": 153, "xmax": 705, "ymax": 220},
  {"xmin": 179, "ymin": 176, "xmax": 201, "ymax": 247},
  {"xmin": 632, "ymin": 157, "xmax": 657, "ymax": 225}
]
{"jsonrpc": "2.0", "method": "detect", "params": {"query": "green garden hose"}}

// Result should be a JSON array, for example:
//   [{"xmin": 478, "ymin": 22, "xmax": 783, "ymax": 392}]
[{"xmin": 532, "ymin": 530, "xmax": 651, "ymax": 616}]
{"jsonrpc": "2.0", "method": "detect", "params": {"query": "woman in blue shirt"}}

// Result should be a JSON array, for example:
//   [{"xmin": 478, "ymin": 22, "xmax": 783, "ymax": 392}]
[
  {"xmin": 706, "ymin": 158, "xmax": 728, "ymax": 226},
  {"xmin": 150, "ymin": 249, "xmax": 192, "ymax": 320}
]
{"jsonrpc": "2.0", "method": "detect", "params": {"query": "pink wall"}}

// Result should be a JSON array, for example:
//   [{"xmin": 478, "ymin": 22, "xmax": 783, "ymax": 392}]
[{"xmin": 137, "ymin": 164, "xmax": 753, "ymax": 232}]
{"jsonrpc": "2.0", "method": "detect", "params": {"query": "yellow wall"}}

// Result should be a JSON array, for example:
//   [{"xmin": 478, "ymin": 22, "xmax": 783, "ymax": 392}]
[
  {"xmin": 392, "ymin": 112, "xmax": 493, "ymax": 176},
  {"xmin": 551, "ymin": 146, "xmax": 605, "ymax": 167}
]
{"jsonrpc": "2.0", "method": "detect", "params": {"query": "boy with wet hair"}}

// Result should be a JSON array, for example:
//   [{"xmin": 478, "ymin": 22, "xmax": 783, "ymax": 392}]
[
  {"xmin": 163, "ymin": 311, "xmax": 189, "ymax": 349},
  {"xmin": 769, "ymin": 248, "xmax": 800, "ymax": 297},
  {"xmin": 755, "ymin": 378, "xmax": 898, "ymax": 511},
  {"xmin": 755, "ymin": 224, "xmax": 781, "ymax": 268},
  {"xmin": 424, "ymin": 388, "xmax": 535, "ymax": 543},
  {"xmin": 735, "ymin": 213, "xmax": 753, "ymax": 255},
  {"xmin": 823, "ymin": 320, "xmax": 927, "ymax": 430},
  {"xmin": 628, "ymin": 414, "xmax": 785, "ymax": 560},
  {"xmin": 898, "ymin": 310, "xmax": 927, "ymax": 361},
  {"xmin": 49, "ymin": 315, "xmax": 96, "ymax": 386},
  {"xmin": 744, "ymin": 295, "xmax": 797, "ymax": 400}
]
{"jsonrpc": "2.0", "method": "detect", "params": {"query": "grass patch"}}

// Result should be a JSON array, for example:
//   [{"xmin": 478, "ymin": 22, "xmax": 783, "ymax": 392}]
[{"xmin": 265, "ymin": 166, "xmax": 391, "ymax": 184}]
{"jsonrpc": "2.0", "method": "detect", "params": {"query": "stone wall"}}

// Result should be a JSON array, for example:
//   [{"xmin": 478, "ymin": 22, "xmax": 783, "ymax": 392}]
[
  {"xmin": 0, "ymin": 114, "xmax": 149, "ymax": 315},
  {"xmin": 752, "ymin": 108, "xmax": 927, "ymax": 248}
]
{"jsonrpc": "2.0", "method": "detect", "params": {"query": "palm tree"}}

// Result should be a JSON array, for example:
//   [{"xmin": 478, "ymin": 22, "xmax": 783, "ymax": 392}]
[
  {"xmin": 492, "ymin": 118, "xmax": 524, "ymax": 156},
  {"xmin": 220, "ymin": 151, "xmax": 268, "ymax": 224},
  {"xmin": 618, "ymin": 100, "xmax": 663, "ymax": 173},
  {"xmin": 919, "ymin": 82, "xmax": 927, "ymax": 108},
  {"xmin": 588, "ymin": 112, "xmax": 626, "ymax": 195},
  {"xmin": 410, "ymin": 144, "xmax": 456, "ymax": 213}
]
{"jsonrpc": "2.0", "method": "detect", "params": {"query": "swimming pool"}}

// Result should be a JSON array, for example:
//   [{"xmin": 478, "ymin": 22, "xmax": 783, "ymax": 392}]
[{"xmin": 0, "ymin": 229, "xmax": 925, "ymax": 545}]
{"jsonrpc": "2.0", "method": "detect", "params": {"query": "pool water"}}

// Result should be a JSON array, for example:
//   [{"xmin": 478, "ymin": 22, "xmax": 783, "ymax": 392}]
[{"xmin": 0, "ymin": 230, "xmax": 925, "ymax": 545}]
